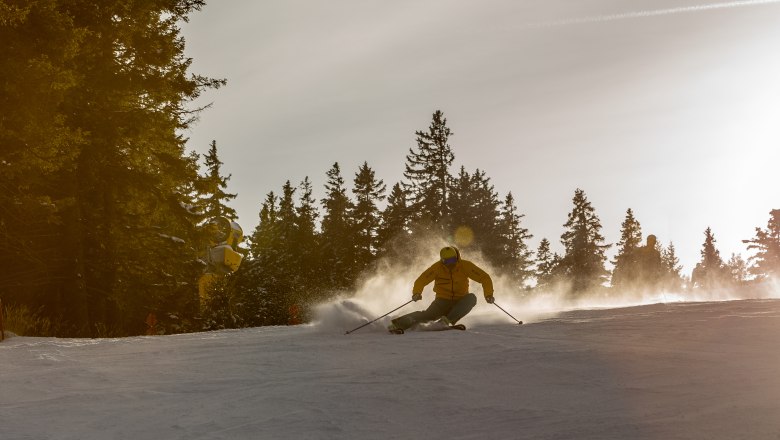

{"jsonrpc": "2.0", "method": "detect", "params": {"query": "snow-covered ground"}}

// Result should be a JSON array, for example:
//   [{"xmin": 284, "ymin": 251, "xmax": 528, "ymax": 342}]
[{"xmin": 2, "ymin": 298, "xmax": 780, "ymax": 440}]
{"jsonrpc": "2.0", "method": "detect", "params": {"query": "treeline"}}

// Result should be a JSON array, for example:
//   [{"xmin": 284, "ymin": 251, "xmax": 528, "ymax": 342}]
[
  {"xmin": 207, "ymin": 111, "xmax": 780, "ymax": 329},
  {"xmin": 2, "ymin": 3, "xmax": 778, "ymax": 337},
  {"xmin": 212, "ymin": 111, "xmax": 536, "ymax": 328}
]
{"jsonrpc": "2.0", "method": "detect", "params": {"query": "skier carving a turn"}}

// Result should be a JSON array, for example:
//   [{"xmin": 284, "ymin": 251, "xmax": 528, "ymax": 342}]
[{"xmin": 388, "ymin": 246, "xmax": 495, "ymax": 333}]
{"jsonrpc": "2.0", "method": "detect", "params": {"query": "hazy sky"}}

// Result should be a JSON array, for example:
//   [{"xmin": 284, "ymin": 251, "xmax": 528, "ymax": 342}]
[{"xmin": 180, "ymin": 0, "xmax": 780, "ymax": 276}]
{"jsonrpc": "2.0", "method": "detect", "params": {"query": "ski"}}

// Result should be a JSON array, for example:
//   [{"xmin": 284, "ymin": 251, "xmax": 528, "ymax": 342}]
[
  {"xmin": 388, "ymin": 323, "xmax": 466, "ymax": 334},
  {"xmin": 427, "ymin": 323, "xmax": 466, "ymax": 331}
]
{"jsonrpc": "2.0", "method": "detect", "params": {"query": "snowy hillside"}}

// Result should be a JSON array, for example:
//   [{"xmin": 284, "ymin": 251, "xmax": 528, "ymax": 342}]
[{"xmin": 2, "ymin": 298, "xmax": 780, "ymax": 440}]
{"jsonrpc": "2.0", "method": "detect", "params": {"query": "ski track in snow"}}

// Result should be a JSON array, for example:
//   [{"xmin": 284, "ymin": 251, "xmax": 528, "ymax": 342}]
[{"xmin": 2, "ymin": 299, "xmax": 780, "ymax": 439}]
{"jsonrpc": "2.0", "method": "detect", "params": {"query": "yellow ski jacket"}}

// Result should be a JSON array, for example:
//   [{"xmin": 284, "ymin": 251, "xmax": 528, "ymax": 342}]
[{"xmin": 413, "ymin": 259, "xmax": 494, "ymax": 300}]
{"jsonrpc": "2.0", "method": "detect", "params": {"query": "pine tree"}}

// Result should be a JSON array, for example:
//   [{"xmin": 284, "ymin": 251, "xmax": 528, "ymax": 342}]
[
  {"xmin": 0, "ymin": 1, "xmax": 224, "ymax": 336},
  {"xmin": 611, "ymin": 208, "xmax": 643, "ymax": 289},
  {"xmin": 201, "ymin": 140, "xmax": 237, "ymax": 221},
  {"xmin": 273, "ymin": 179, "xmax": 318, "ymax": 311},
  {"xmin": 725, "ymin": 253, "xmax": 749, "ymax": 285},
  {"xmin": 559, "ymin": 189, "xmax": 610, "ymax": 295},
  {"xmin": 692, "ymin": 227, "xmax": 725, "ymax": 289},
  {"xmin": 535, "ymin": 238, "xmax": 561, "ymax": 290},
  {"xmin": 0, "ymin": 1, "xmax": 83, "ymax": 319},
  {"xmin": 448, "ymin": 167, "xmax": 504, "ymax": 264},
  {"xmin": 249, "ymin": 192, "xmax": 279, "ymax": 259},
  {"xmin": 320, "ymin": 163, "xmax": 356, "ymax": 291},
  {"xmin": 403, "ymin": 110, "xmax": 454, "ymax": 231},
  {"xmin": 449, "ymin": 166, "xmax": 475, "ymax": 233},
  {"xmin": 294, "ymin": 177, "xmax": 320, "ymax": 294},
  {"xmin": 377, "ymin": 183, "xmax": 410, "ymax": 255},
  {"xmin": 497, "ymin": 192, "xmax": 534, "ymax": 290},
  {"xmin": 743, "ymin": 209, "xmax": 780, "ymax": 280},
  {"xmin": 661, "ymin": 242, "xmax": 684, "ymax": 290},
  {"xmin": 352, "ymin": 162, "xmax": 386, "ymax": 272},
  {"xmin": 238, "ymin": 191, "xmax": 293, "ymax": 325},
  {"xmin": 468, "ymin": 170, "xmax": 503, "ymax": 258}
]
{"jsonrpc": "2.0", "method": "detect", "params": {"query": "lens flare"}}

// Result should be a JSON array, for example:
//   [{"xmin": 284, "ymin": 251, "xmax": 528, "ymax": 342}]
[{"xmin": 454, "ymin": 226, "xmax": 474, "ymax": 247}]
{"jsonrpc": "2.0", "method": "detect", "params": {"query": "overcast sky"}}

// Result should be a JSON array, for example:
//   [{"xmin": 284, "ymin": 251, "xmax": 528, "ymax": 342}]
[{"xmin": 180, "ymin": 0, "xmax": 780, "ymax": 276}]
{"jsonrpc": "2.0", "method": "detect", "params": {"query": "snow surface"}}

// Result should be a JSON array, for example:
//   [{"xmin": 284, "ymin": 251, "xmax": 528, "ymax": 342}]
[{"xmin": 2, "ymin": 297, "xmax": 780, "ymax": 440}]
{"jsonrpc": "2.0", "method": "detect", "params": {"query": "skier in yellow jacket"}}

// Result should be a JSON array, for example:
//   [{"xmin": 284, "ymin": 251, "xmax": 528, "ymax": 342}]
[{"xmin": 389, "ymin": 246, "xmax": 494, "ymax": 332}]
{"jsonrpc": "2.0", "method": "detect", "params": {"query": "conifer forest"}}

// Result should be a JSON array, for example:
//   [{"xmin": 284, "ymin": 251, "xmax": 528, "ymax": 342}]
[{"xmin": 1, "ymin": 1, "xmax": 778, "ymax": 336}]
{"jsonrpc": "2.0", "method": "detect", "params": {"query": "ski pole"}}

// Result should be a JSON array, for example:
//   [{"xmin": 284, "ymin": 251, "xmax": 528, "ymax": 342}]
[
  {"xmin": 493, "ymin": 301, "xmax": 523, "ymax": 325},
  {"xmin": 345, "ymin": 300, "xmax": 413, "ymax": 335}
]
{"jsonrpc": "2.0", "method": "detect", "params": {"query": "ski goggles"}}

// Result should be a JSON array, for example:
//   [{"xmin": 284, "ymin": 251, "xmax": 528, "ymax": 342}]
[{"xmin": 442, "ymin": 256, "xmax": 458, "ymax": 265}]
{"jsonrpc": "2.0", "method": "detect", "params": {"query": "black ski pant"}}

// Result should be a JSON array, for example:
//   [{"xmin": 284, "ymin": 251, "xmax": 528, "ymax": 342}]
[{"xmin": 391, "ymin": 293, "xmax": 477, "ymax": 330}]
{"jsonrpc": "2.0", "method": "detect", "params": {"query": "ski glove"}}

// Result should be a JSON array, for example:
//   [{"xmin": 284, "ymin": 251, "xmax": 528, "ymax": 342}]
[
  {"xmin": 412, "ymin": 293, "xmax": 422, "ymax": 302},
  {"xmin": 485, "ymin": 295, "xmax": 495, "ymax": 304}
]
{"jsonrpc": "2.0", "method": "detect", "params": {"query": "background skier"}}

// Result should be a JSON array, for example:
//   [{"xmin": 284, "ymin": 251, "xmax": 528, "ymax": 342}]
[{"xmin": 634, "ymin": 234, "xmax": 664, "ymax": 291}]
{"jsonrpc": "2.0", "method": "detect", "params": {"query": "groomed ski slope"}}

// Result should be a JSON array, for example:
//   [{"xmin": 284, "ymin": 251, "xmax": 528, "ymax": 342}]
[{"xmin": 2, "ymin": 299, "xmax": 780, "ymax": 440}]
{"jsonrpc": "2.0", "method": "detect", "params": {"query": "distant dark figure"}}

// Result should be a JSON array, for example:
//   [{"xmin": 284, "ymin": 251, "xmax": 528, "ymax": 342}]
[{"xmin": 634, "ymin": 234, "xmax": 664, "ymax": 290}]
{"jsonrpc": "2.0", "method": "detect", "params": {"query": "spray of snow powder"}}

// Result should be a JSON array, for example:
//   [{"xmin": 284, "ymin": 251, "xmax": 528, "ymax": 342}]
[{"xmin": 311, "ymin": 234, "xmax": 780, "ymax": 334}]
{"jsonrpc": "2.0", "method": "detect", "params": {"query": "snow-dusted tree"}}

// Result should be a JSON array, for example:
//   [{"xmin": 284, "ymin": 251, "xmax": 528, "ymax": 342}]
[
  {"xmin": 611, "ymin": 208, "xmax": 643, "ymax": 289},
  {"xmin": 403, "ymin": 110, "xmax": 454, "ymax": 231},
  {"xmin": 743, "ymin": 209, "xmax": 780, "ymax": 280},
  {"xmin": 559, "ymin": 189, "xmax": 610, "ymax": 295},
  {"xmin": 352, "ymin": 162, "xmax": 386, "ymax": 272},
  {"xmin": 201, "ymin": 140, "xmax": 237, "ymax": 220}
]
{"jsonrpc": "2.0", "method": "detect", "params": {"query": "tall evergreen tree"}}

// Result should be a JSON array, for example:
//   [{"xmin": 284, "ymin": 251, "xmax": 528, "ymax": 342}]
[
  {"xmin": 276, "ymin": 181, "xmax": 298, "ymax": 267},
  {"xmin": 0, "ymin": 1, "xmax": 82, "ymax": 316},
  {"xmin": 352, "ymin": 162, "xmax": 386, "ymax": 272},
  {"xmin": 249, "ymin": 192, "xmax": 278, "ymax": 260},
  {"xmin": 743, "ymin": 209, "xmax": 780, "ymax": 280},
  {"xmin": 661, "ymin": 242, "xmax": 684, "ymax": 290},
  {"xmin": 448, "ymin": 167, "xmax": 503, "ymax": 263},
  {"xmin": 611, "ymin": 208, "xmax": 643, "ymax": 289},
  {"xmin": 377, "ymin": 183, "xmax": 410, "ymax": 255},
  {"xmin": 201, "ymin": 140, "xmax": 237, "ymax": 220},
  {"xmin": 238, "ymin": 191, "xmax": 293, "ymax": 326},
  {"xmin": 559, "ymin": 189, "xmax": 610, "ymax": 295},
  {"xmin": 468, "ymin": 170, "xmax": 503, "ymax": 259},
  {"xmin": 403, "ymin": 110, "xmax": 454, "ymax": 231},
  {"xmin": 496, "ymin": 192, "xmax": 534, "ymax": 290},
  {"xmin": 320, "ymin": 163, "xmax": 356, "ymax": 290},
  {"xmin": 449, "ymin": 166, "xmax": 475, "ymax": 233},
  {"xmin": 0, "ymin": 0, "xmax": 223, "ymax": 336},
  {"xmin": 692, "ymin": 227, "xmax": 725, "ymax": 289},
  {"xmin": 294, "ymin": 177, "xmax": 320, "ymax": 291},
  {"xmin": 535, "ymin": 238, "xmax": 560, "ymax": 290}
]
